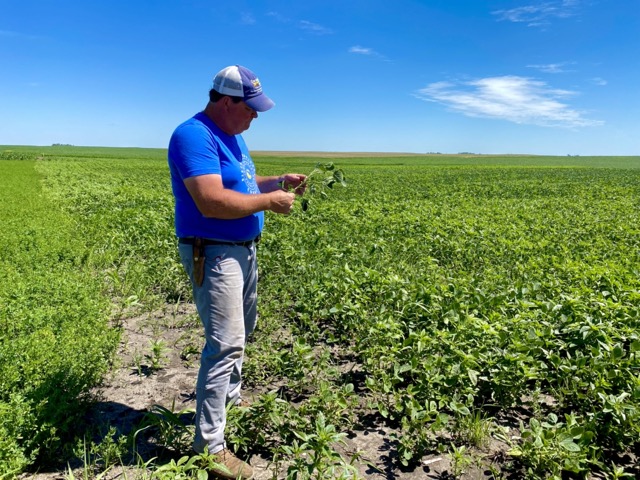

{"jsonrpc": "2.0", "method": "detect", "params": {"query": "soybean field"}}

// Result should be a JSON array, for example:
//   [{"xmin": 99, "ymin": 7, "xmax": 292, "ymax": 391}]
[{"xmin": 1, "ymin": 146, "xmax": 639, "ymax": 479}]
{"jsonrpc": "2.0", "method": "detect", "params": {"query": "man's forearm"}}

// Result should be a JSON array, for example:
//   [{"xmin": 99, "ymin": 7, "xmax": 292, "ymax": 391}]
[
  {"xmin": 184, "ymin": 174, "xmax": 295, "ymax": 219},
  {"xmin": 185, "ymin": 175, "xmax": 275, "ymax": 219},
  {"xmin": 197, "ymin": 189, "xmax": 274, "ymax": 219}
]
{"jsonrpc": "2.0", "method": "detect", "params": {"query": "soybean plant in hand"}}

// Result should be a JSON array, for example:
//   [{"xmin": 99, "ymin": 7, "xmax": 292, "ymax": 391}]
[{"xmin": 293, "ymin": 162, "xmax": 347, "ymax": 211}]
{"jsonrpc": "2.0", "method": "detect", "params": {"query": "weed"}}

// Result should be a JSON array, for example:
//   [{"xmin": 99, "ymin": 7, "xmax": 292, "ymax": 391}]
[
  {"xmin": 449, "ymin": 444, "xmax": 473, "ymax": 478},
  {"xmin": 131, "ymin": 350, "xmax": 145, "ymax": 376},
  {"xmin": 604, "ymin": 465, "xmax": 635, "ymax": 480},
  {"xmin": 454, "ymin": 410, "xmax": 493, "ymax": 448},
  {"xmin": 276, "ymin": 412, "xmax": 362, "ymax": 479},
  {"xmin": 70, "ymin": 427, "xmax": 128, "ymax": 478},
  {"xmin": 140, "ymin": 403, "xmax": 195, "ymax": 453},
  {"xmin": 146, "ymin": 339, "xmax": 168, "ymax": 372},
  {"xmin": 151, "ymin": 450, "xmax": 224, "ymax": 480}
]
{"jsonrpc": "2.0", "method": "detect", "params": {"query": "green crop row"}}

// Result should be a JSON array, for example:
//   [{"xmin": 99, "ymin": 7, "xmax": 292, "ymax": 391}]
[
  {"xmin": 0, "ymin": 155, "xmax": 119, "ymax": 474},
  {"xmin": 254, "ymin": 162, "xmax": 640, "ymax": 477}
]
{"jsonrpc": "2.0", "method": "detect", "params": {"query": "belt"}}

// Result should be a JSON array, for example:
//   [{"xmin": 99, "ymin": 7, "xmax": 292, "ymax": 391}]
[{"xmin": 178, "ymin": 236, "xmax": 260, "ymax": 247}]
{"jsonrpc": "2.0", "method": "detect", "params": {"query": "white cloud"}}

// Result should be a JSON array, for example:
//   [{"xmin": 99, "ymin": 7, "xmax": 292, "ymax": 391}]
[
  {"xmin": 591, "ymin": 77, "xmax": 607, "ymax": 86},
  {"xmin": 265, "ymin": 13, "xmax": 333, "ymax": 35},
  {"xmin": 240, "ymin": 12, "xmax": 256, "ymax": 25},
  {"xmin": 266, "ymin": 11, "xmax": 290, "ymax": 23},
  {"xmin": 527, "ymin": 62, "xmax": 574, "ymax": 73},
  {"xmin": 348, "ymin": 45, "xmax": 390, "ymax": 61},
  {"xmin": 349, "ymin": 46, "xmax": 374, "ymax": 55},
  {"xmin": 415, "ymin": 75, "xmax": 602, "ymax": 128},
  {"xmin": 493, "ymin": 0, "xmax": 580, "ymax": 26},
  {"xmin": 298, "ymin": 20, "xmax": 333, "ymax": 35}
]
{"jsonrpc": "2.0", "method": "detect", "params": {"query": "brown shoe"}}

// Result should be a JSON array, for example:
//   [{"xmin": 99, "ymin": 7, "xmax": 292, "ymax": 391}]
[
  {"xmin": 228, "ymin": 396, "xmax": 251, "ymax": 408},
  {"xmin": 210, "ymin": 448, "xmax": 253, "ymax": 479}
]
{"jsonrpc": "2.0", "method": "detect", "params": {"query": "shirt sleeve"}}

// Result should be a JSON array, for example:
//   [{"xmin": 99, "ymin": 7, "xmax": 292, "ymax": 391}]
[{"xmin": 169, "ymin": 122, "xmax": 221, "ymax": 180}]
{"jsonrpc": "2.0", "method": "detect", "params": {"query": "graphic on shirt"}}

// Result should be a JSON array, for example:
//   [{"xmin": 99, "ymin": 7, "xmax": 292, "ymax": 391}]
[{"xmin": 240, "ymin": 154, "xmax": 260, "ymax": 194}]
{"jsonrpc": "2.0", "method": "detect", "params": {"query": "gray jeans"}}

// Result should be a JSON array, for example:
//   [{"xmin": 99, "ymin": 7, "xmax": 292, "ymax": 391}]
[{"xmin": 179, "ymin": 242, "xmax": 258, "ymax": 454}]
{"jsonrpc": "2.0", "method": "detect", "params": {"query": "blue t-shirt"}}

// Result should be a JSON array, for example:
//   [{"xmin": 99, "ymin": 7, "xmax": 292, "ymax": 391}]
[{"xmin": 168, "ymin": 112, "xmax": 264, "ymax": 241}]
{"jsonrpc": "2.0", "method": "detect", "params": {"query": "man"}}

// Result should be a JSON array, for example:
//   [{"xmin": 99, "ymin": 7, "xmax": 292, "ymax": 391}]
[{"xmin": 168, "ymin": 65, "xmax": 306, "ymax": 479}]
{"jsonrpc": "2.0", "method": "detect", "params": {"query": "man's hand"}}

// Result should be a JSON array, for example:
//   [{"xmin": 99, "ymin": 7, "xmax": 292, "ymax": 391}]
[
  {"xmin": 280, "ymin": 174, "xmax": 307, "ymax": 195},
  {"xmin": 268, "ymin": 190, "xmax": 296, "ymax": 214}
]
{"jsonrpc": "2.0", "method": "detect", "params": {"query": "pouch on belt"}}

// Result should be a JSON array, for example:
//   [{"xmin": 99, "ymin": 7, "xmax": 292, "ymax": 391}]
[{"xmin": 193, "ymin": 237, "xmax": 205, "ymax": 287}]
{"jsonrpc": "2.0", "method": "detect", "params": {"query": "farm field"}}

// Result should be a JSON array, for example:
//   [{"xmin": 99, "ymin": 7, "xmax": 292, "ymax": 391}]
[{"xmin": 1, "ymin": 146, "xmax": 640, "ymax": 479}]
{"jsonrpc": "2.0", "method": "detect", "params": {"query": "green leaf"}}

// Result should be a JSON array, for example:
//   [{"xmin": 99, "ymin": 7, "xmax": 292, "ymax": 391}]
[
  {"xmin": 449, "ymin": 401, "xmax": 470, "ymax": 416},
  {"xmin": 612, "ymin": 345, "xmax": 624, "ymax": 359},
  {"xmin": 508, "ymin": 447, "xmax": 523, "ymax": 457},
  {"xmin": 570, "ymin": 426, "xmax": 585, "ymax": 439},
  {"xmin": 559, "ymin": 438, "xmax": 581, "ymax": 452},
  {"xmin": 467, "ymin": 369, "xmax": 479, "ymax": 386}
]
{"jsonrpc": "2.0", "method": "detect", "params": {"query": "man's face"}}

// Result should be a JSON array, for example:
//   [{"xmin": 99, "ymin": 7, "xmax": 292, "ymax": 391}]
[{"xmin": 226, "ymin": 99, "xmax": 258, "ymax": 135}]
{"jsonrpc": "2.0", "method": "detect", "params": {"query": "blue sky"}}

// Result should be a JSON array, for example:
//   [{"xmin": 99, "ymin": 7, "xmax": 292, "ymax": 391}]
[{"xmin": 1, "ymin": 0, "xmax": 639, "ymax": 155}]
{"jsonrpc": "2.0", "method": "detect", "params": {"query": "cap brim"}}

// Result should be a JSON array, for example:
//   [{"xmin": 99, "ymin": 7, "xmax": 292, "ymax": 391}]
[{"xmin": 245, "ymin": 94, "xmax": 275, "ymax": 112}]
